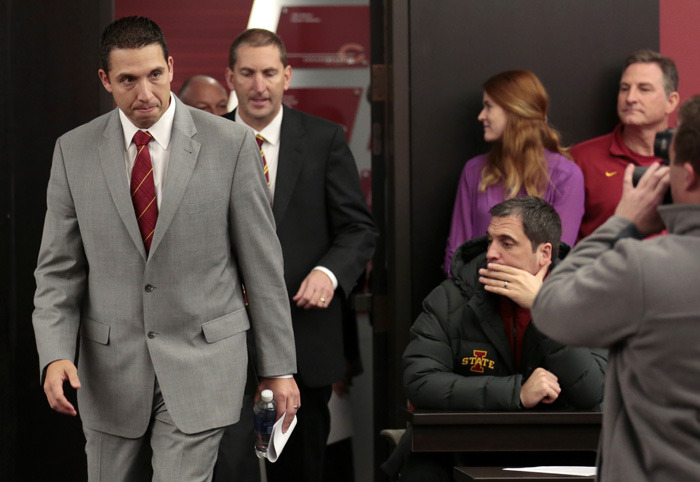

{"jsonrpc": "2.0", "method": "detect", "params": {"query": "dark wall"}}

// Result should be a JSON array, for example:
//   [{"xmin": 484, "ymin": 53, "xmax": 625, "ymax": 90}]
[
  {"xmin": 1, "ymin": 1, "xmax": 112, "ymax": 480},
  {"xmin": 0, "ymin": 1, "xmax": 11, "ymax": 477},
  {"xmin": 407, "ymin": 0, "xmax": 659, "ymax": 318}
]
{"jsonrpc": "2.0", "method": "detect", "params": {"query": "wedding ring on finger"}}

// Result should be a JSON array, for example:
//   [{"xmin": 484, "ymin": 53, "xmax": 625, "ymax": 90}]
[
  {"xmin": 504, "ymin": 281, "xmax": 508, "ymax": 289},
  {"xmin": 320, "ymin": 297, "xmax": 325, "ymax": 303}
]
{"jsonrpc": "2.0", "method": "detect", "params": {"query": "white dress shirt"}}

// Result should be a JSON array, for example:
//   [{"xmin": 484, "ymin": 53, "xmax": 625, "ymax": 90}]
[
  {"xmin": 235, "ymin": 108, "xmax": 282, "ymax": 199},
  {"xmin": 119, "ymin": 92, "xmax": 177, "ymax": 210}
]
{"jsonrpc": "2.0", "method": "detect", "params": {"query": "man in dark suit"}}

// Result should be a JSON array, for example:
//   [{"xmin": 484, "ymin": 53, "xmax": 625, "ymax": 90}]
[
  {"xmin": 217, "ymin": 28, "xmax": 377, "ymax": 482},
  {"xmin": 32, "ymin": 17, "xmax": 299, "ymax": 481}
]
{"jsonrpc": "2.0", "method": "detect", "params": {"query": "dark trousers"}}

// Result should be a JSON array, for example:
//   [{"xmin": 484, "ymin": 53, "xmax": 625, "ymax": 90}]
[
  {"xmin": 212, "ymin": 393, "xmax": 260, "ymax": 482},
  {"xmin": 265, "ymin": 380, "xmax": 332, "ymax": 482}
]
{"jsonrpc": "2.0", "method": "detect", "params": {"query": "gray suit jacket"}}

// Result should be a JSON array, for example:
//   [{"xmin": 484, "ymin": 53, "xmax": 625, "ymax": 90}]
[{"xmin": 33, "ymin": 96, "xmax": 296, "ymax": 437}]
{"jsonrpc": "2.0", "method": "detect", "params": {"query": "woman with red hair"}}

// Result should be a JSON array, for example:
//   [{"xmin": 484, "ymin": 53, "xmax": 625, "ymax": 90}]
[{"xmin": 444, "ymin": 70, "xmax": 584, "ymax": 275}]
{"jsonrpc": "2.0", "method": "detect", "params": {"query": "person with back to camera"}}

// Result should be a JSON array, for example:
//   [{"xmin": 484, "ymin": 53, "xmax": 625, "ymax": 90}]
[
  {"xmin": 444, "ymin": 70, "xmax": 584, "ymax": 275},
  {"xmin": 533, "ymin": 96, "xmax": 700, "ymax": 481}
]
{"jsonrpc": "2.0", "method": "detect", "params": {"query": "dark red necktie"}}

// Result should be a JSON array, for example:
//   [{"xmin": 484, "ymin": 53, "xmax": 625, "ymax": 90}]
[
  {"xmin": 131, "ymin": 131, "xmax": 158, "ymax": 253},
  {"xmin": 255, "ymin": 134, "xmax": 270, "ymax": 187}
]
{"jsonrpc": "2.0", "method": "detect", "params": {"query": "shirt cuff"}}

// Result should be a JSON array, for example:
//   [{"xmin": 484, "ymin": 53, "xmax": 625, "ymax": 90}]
[
  {"xmin": 269, "ymin": 375, "xmax": 293, "ymax": 379},
  {"xmin": 313, "ymin": 266, "xmax": 338, "ymax": 289}
]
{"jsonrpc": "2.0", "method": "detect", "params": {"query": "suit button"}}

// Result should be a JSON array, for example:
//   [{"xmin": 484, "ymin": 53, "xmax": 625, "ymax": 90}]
[
  {"xmin": 147, "ymin": 331, "xmax": 157, "ymax": 339},
  {"xmin": 145, "ymin": 284, "xmax": 154, "ymax": 292}
]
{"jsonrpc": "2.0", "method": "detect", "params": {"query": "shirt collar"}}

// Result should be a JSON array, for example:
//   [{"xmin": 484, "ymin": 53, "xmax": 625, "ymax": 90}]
[
  {"xmin": 659, "ymin": 204, "xmax": 700, "ymax": 236},
  {"xmin": 610, "ymin": 123, "xmax": 658, "ymax": 163},
  {"xmin": 119, "ymin": 92, "xmax": 176, "ymax": 150},
  {"xmin": 234, "ymin": 106, "xmax": 283, "ymax": 146}
]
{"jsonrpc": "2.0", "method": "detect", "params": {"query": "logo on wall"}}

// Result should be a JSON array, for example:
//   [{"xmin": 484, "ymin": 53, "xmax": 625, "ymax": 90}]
[
  {"xmin": 462, "ymin": 350, "xmax": 495, "ymax": 373},
  {"xmin": 337, "ymin": 43, "xmax": 366, "ymax": 66}
]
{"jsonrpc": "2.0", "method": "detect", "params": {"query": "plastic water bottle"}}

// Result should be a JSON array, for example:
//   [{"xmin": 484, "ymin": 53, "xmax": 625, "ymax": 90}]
[{"xmin": 253, "ymin": 389, "xmax": 276, "ymax": 459}]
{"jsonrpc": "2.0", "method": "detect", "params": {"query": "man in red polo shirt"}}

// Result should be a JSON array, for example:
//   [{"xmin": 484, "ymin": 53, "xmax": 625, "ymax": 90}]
[{"xmin": 572, "ymin": 50, "xmax": 679, "ymax": 240}]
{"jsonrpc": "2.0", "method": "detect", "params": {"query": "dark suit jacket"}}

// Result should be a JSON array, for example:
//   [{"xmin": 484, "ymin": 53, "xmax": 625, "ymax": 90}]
[{"xmin": 224, "ymin": 105, "xmax": 377, "ymax": 387}]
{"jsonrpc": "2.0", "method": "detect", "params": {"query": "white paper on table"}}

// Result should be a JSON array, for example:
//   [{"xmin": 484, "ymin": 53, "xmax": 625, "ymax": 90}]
[
  {"xmin": 504, "ymin": 466, "xmax": 597, "ymax": 476},
  {"xmin": 265, "ymin": 412, "xmax": 297, "ymax": 463}
]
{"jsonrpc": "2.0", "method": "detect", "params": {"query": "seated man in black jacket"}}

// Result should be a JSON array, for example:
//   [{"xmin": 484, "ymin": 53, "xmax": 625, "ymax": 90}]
[{"xmin": 390, "ymin": 196, "xmax": 606, "ymax": 481}]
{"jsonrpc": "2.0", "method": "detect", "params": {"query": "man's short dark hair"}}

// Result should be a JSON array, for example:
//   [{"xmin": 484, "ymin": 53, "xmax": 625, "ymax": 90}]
[
  {"xmin": 489, "ymin": 196, "xmax": 562, "ymax": 260},
  {"xmin": 228, "ymin": 28, "xmax": 287, "ymax": 69},
  {"xmin": 100, "ymin": 16, "xmax": 168, "ymax": 73},
  {"xmin": 674, "ymin": 95, "xmax": 700, "ymax": 174},
  {"xmin": 624, "ymin": 49, "xmax": 679, "ymax": 96}
]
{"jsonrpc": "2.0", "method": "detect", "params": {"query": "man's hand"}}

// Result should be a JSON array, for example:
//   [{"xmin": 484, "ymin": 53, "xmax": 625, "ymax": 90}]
[
  {"xmin": 615, "ymin": 162, "xmax": 670, "ymax": 237},
  {"xmin": 293, "ymin": 269, "xmax": 334, "ymax": 309},
  {"xmin": 332, "ymin": 361, "xmax": 354, "ymax": 397},
  {"xmin": 257, "ymin": 377, "xmax": 301, "ymax": 433},
  {"xmin": 44, "ymin": 359, "xmax": 81, "ymax": 416},
  {"xmin": 479, "ymin": 262, "xmax": 550, "ymax": 309},
  {"xmin": 520, "ymin": 367, "xmax": 561, "ymax": 408}
]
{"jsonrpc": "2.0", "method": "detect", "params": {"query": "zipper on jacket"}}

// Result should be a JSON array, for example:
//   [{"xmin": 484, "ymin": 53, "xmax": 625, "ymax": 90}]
[{"xmin": 511, "ymin": 301, "xmax": 518, "ymax": 371}]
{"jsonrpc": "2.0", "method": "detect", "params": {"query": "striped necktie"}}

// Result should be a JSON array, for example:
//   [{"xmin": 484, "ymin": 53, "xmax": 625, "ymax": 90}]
[
  {"xmin": 255, "ymin": 134, "xmax": 270, "ymax": 187},
  {"xmin": 131, "ymin": 130, "xmax": 158, "ymax": 254}
]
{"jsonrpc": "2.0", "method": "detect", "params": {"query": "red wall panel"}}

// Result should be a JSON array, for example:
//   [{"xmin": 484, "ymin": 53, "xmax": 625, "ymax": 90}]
[
  {"xmin": 660, "ymin": 0, "xmax": 700, "ymax": 125},
  {"xmin": 115, "ymin": 0, "xmax": 253, "ymax": 95}
]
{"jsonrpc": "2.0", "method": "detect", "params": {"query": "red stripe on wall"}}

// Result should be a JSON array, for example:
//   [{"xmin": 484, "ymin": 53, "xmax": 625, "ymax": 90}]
[
  {"xmin": 660, "ymin": 0, "xmax": 700, "ymax": 125},
  {"xmin": 115, "ymin": 0, "xmax": 254, "ymax": 95}
]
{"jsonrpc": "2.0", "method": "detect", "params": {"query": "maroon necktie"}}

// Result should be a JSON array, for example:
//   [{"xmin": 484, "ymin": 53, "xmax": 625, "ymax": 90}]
[
  {"xmin": 255, "ymin": 134, "xmax": 270, "ymax": 187},
  {"xmin": 131, "ymin": 131, "xmax": 158, "ymax": 253}
]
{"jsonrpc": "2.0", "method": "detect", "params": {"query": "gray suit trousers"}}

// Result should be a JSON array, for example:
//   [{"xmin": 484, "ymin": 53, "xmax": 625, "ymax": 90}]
[{"xmin": 84, "ymin": 380, "xmax": 226, "ymax": 482}]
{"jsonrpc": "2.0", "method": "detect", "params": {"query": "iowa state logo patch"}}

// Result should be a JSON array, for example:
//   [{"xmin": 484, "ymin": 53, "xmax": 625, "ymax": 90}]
[{"xmin": 462, "ymin": 350, "xmax": 495, "ymax": 373}]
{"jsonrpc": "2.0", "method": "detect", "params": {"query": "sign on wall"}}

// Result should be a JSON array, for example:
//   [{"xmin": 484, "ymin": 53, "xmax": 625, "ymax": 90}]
[{"xmin": 277, "ymin": 6, "xmax": 370, "ymax": 69}]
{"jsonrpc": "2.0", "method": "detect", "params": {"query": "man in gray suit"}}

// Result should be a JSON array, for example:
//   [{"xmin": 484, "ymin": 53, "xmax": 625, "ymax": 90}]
[{"xmin": 32, "ymin": 16, "xmax": 299, "ymax": 481}]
